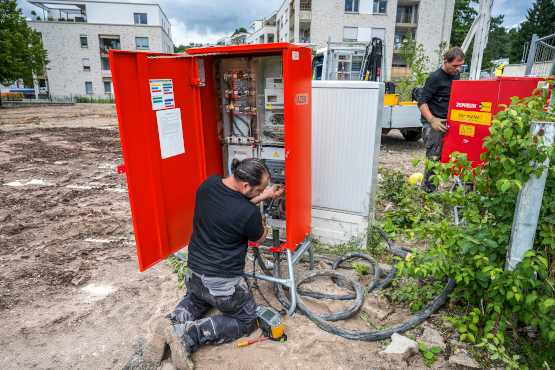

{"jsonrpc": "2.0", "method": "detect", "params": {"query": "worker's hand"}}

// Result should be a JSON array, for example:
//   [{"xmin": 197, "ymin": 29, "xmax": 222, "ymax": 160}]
[
  {"xmin": 429, "ymin": 117, "xmax": 447, "ymax": 132},
  {"xmin": 262, "ymin": 184, "xmax": 284, "ymax": 200},
  {"xmin": 261, "ymin": 213, "xmax": 266, "ymax": 224}
]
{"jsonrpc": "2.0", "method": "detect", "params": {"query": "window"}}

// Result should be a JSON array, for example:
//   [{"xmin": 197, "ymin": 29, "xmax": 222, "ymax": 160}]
[
  {"xmin": 281, "ymin": 14, "xmax": 284, "ymax": 28},
  {"xmin": 136, "ymin": 37, "xmax": 149, "ymax": 48},
  {"xmin": 373, "ymin": 0, "xmax": 387, "ymax": 14},
  {"xmin": 343, "ymin": 27, "xmax": 358, "ymax": 42},
  {"xmin": 104, "ymin": 82, "xmax": 112, "ymax": 93},
  {"xmin": 134, "ymin": 13, "xmax": 147, "ymax": 24},
  {"xmin": 85, "ymin": 82, "xmax": 93, "ymax": 93},
  {"xmin": 345, "ymin": 0, "xmax": 359, "ymax": 12},
  {"xmin": 80, "ymin": 35, "xmax": 88, "ymax": 47},
  {"xmin": 82, "ymin": 58, "xmax": 90, "ymax": 71}
]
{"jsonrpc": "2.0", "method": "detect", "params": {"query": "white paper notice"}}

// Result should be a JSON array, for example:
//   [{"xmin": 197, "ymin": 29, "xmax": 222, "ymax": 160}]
[
  {"xmin": 149, "ymin": 79, "xmax": 175, "ymax": 110},
  {"xmin": 156, "ymin": 108, "xmax": 185, "ymax": 159}
]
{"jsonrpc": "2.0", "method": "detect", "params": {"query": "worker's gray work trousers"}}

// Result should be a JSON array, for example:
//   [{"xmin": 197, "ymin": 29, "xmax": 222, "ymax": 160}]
[
  {"xmin": 165, "ymin": 268, "xmax": 257, "ymax": 352},
  {"xmin": 421, "ymin": 126, "xmax": 445, "ymax": 193}
]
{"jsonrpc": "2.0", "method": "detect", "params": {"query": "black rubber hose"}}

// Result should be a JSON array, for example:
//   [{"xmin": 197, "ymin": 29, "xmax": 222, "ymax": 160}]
[
  {"xmin": 330, "ymin": 252, "xmax": 381, "ymax": 293},
  {"xmin": 256, "ymin": 250, "xmax": 371, "ymax": 301}
]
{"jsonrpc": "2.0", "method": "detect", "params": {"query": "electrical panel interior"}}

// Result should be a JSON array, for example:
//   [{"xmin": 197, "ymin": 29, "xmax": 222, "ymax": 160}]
[{"xmin": 214, "ymin": 56, "xmax": 286, "ymax": 225}]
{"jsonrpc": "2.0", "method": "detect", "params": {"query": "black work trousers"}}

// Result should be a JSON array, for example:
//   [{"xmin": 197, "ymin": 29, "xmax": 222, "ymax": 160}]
[
  {"xmin": 421, "ymin": 126, "xmax": 445, "ymax": 193},
  {"xmin": 165, "ymin": 269, "xmax": 257, "ymax": 352}
]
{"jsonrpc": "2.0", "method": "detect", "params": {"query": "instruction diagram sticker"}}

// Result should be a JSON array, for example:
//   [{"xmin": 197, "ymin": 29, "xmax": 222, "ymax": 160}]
[
  {"xmin": 459, "ymin": 124, "xmax": 476, "ymax": 137},
  {"xmin": 450, "ymin": 109, "xmax": 492, "ymax": 126},
  {"xmin": 295, "ymin": 93, "xmax": 308, "ymax": 105},
  {"xmin": 156, "ymin": 108, "xmax": 185, "ymax": 159},
  {"xmin": 150, "ymin": 79, "xmax": 175, "ymax": 110}
]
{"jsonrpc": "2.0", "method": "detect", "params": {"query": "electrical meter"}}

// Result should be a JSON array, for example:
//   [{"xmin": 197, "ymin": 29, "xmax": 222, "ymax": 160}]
[{"xmin": 255, "ymin": 305, "xmax": 284, "ymax": 339}]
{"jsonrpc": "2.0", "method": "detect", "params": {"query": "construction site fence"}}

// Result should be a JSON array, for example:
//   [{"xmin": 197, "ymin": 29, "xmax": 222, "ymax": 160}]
[{"xmin": 1, "ymin": 94, "xmax": 116, "ymax": 104}]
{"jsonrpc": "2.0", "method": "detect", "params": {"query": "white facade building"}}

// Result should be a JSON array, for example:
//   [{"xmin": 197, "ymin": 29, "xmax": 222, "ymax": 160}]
[
  {"xmin": 217, "ymin": 32, "xmax": 251, "ymax": 46},
  {"xmin": 245, "ymin": 11, "xmax": 277, "ymax": 44},
  {"xmin": 251, "ymin": 0, "xmax": 456, "ymax": 79},
  {"xmin": 27, "ymin": 0, "xmax": 173, "ymax": 99}
]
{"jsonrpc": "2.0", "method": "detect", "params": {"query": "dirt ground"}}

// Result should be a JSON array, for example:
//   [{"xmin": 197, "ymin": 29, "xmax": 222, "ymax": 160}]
[{"xmin": 0, "ymin": 106, "xmax": 439, "ymax": 370}]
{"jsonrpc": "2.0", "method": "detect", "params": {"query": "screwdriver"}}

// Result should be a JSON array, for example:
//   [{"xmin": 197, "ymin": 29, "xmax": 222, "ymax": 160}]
[
  {"xmin": 263, "ymin": 185, "xmax": 285, "ymax": 216},
  {"xmin": 238, "ymin": 337, "xmax": 269, "ymax": 347}
]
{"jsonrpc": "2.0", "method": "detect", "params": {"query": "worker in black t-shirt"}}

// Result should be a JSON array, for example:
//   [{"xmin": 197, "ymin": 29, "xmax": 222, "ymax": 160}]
[
  {"xmin": 124, "ymin": 158, "xmax": 282, "ymax": 370},
  {"xmin": 418, "ymin": 47, "xmax": 466, "ymax": 193}
]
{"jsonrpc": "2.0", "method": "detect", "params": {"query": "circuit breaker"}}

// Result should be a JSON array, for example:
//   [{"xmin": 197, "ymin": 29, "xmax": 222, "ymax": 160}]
[{"xmin": 110, "ymin": 44, "xmax": 312, "ymax": 271}]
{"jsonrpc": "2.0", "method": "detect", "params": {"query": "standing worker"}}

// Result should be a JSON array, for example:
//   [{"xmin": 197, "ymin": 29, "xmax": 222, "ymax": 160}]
[
  {"xmin": 125, "ymin": 158, "xmax": 283, "ymax": 370},
  {"xmin": 418, "ymin": 47, "xmax": 466, "ymax": 193}
]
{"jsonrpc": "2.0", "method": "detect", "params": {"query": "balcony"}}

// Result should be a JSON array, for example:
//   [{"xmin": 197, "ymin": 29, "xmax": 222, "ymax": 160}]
[
  {"xmin": 99, "ymin": 37, "xmax": 121, "ymax": 56},
  {"xmin": 391, "ymin": 66, "xmax": 413, "ymax": 78},
  {"xmin": 300, "ymin": 36, "xmax": 311, "ymax": 43},
  {"xmin": 101, "ymin": 70, "xmax": 112, "ymax": 78},
  {"xmin": 396, "ymin": 12, "xmax": 418, "ymax": 26}
]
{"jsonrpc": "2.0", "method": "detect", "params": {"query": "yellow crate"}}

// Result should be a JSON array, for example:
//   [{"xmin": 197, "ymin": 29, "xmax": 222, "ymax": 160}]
[{"xmin": 384, "ymin": 94, "xmax": 399, "ymax": 105}]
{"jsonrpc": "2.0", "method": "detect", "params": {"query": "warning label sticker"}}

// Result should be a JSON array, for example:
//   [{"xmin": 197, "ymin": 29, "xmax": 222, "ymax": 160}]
[
  {"xmin": 459, "ymin": 124, "xmax": 476, "ymax": 137},
  {"xmin": 450, "ymin": 109, "xmax": 492, "ymax": 126},
  {"xmin": 274, "ymin": 151, "xmax": 279, "ymax": 157}
]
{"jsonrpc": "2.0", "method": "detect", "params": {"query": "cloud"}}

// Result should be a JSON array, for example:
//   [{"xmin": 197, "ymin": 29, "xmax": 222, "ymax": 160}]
[{"xmin": 169, "ymin": 18, "xmax": 229, "ymax": 45}]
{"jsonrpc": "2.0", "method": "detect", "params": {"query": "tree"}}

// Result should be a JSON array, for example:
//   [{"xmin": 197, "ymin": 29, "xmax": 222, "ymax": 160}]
[
  {"xmin": 173, "ymin": 42, "xmax": 203, "ymax": 52},
  {"xmin": 231, "ymin": 27, "xmax": 248, "ymax": 36},
  {"xmin": 0, "ymin": 0, "xmax": 49, "ymax": 86},
  {"xmin": 481, "ymin": 15, "xmax": 510, "ymax": 69},
  {"xmin": 508, "ymin": 0, "xmax": 555, "ymax": 64},
  {"xmin": 450, "ymin": 0, "xmax": 478, "ymax": 48}
]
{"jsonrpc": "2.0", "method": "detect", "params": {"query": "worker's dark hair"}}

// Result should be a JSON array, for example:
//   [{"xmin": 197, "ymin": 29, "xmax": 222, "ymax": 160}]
[
  {"xmin": 232, "ymin": 158, "xmax": 271, "ymax": 187},
  {"xmin": 444, "ymin": 47, "xmax": 466, "ymax": 63}
]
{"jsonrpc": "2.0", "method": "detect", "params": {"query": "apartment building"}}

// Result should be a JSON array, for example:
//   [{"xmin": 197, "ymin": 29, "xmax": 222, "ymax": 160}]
[
  {"xmin": 246, "ymin": 11, "xmax": 277, "ymax": 44},
  {"xmin": 249, "ymin": 0, "xmax": 455, "ymax": 79},
  {"xmin": 27, "ymin": 0, "xmax": 173, "ymax": 99},
  {"xmin": 218, "ymin": 32, "xmax": 251, "ymax": 46}
]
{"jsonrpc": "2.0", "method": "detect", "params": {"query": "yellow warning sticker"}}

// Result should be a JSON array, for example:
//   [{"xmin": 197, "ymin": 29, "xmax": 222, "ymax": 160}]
[
  {"xmin": 274, "ymin": 151, "xmax": 279, "ymax": 157},
  {"xmin": 480, "ymin": 102, "xmax": 492, "ymax": 112},
  {"xmin": 229, "ymin": 103, "xmax": 234, "ymax": 109},
  {"xmin": 459, "ymin": 124, "xmax": 476, "ymax": 137},
  {"xmin": 268, "ymin": 104, "xmax": 273, "ymax": 110},
  {"xmin": 450, "ymin": 109, "xmax": 492, "ymax": 126}
]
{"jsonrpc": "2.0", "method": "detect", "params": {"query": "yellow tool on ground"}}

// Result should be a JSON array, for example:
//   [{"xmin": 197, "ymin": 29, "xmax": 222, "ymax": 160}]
[
  {"xmin": 238, "ymin": 337, "xmax": 269, "ymax": 347},
  {"xmin": 255, "ymin": 304, "xmax": 284, "ymax": 339},
  {"xmin": 408, "ymin": 172, "xmax": 424, "ymax": 184}
]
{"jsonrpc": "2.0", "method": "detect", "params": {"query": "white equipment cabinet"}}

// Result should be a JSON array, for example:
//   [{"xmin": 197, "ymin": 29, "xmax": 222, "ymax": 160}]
[{"xmin": 311, "ymin": 81, "xmax": 384, "ymax": 245}]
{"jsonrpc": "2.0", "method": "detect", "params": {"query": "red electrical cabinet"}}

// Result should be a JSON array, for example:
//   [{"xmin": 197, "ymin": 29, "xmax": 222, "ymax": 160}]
[
  {"xmin": 441, "ymin": 76, "xmax": 552, "ymax": 166},
  {"xmin": 109, "ymin": 44, "xmax": 312, "ymax": 272}
]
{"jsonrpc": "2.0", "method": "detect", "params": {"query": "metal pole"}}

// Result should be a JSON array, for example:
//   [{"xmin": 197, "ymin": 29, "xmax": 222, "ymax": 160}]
[
  {"xmin": 505, "ymin": 121, "xmax": 555, "ymax": 271},
  {"xmin": 521, "ymin": 42, "xmax": 529, "ymax": 64},
  {"xmin": 322, "ymin": 36, "xmax": 330, "ymax": 80},
  {"xmin": 382, "ymin": 37, "xmax": 387, "ymax": 82},
  {"xmin": 438, "ymin": 0, "xmax": 448, "ymax": 66},
  {"xmin": 286, "ymin": 249, "xmax": 296, "ymax": 316},
  {"xmin": 525, "ymin": 34, "xmax": 538, "ymax": 76}
]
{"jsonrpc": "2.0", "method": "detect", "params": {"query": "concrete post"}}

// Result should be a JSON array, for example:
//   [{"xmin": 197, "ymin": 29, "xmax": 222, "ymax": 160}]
[
  {"xmin": 505, "ymin": 121, "xmax": 555, "ymax": 271},
  {"xmin": 524, "ymin": 34, "xmax": 538, "ymax": 76}
]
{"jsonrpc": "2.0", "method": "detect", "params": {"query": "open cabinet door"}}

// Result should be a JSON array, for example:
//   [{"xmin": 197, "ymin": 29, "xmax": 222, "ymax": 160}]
[
  {"xmin": 110, "ymin": 51, "xmax": 206, "ymax": 271},
  {"xmin": 283, "ymin": 47, "xmax": 312, "ymax": 251}
]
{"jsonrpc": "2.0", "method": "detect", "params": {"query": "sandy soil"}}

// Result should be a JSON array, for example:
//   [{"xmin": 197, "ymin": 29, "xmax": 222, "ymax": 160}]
[
  {"xmin": 379, "ymin": 131, "xmax": 427, "ymax": 178},
  {"xmin": 0, "ymin": 106, "xmax": 441, "ymax": 370}
]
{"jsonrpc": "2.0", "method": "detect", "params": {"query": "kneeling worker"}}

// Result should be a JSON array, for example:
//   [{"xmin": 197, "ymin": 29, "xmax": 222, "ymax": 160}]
[
  {"xmin": 418, "ymin": 47, "xmax": 466, "ymax": 193},
  {"xmin": 125, "ymin": 158, "xmax": 283, "ymax": 370}
]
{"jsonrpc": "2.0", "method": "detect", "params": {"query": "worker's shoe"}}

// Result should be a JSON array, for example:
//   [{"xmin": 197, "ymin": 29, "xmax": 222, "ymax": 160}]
[
  {"xmin": 164, "ymin": 326, "xmax": 194, "ymax": 370},
  {"xmin": 141, "ymin": 318, "xmax": 173, "ymax": 365}
]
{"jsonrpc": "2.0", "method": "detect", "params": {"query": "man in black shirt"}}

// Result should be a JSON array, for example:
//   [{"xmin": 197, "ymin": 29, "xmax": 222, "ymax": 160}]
[
  {"xmin": 126, "ymin": 158, "xmax": 282, "ymax": 370},
  {"xmin": 418, "ymin": 47, "xmax": 466, "ymax": 193}
]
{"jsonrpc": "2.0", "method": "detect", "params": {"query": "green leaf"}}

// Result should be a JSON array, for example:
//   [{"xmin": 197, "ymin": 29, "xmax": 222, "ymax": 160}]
[
  {"xmin": 418, "ymin": 343, "xmax": 427, "ymax": 351},
  {"xmin": 430, "ymin": 347, "xmax": 441, "ymax": 354},
  {"xmin": 425, "ymin": 351, "xmax": 434, "ymax": 359},
  {"xmin": 280, "ymin": 338, "xmax": 285, "ymax": 343},
  {"xmin": 549, "ymin": 331, "xmax": 555, "ymax": 342}
]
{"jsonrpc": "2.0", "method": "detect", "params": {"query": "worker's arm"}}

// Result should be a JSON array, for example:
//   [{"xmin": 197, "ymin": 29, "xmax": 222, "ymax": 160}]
[
  {"xmin": 419, "ymin": 103, "xmax": 434, "ymax": 122},
  {"xmin": 255, "ymin": 215, "xmax": 268, "ymax": 243},
  {"xmin": 251, "ymin": 184, "xmax": 284, "ymax": 204},
  {"xmin": 244, "ymin": 210, "xmax": 268, "ymax": 244},
  {"xmin": 418, "ymin": 75, "xmax": 447, "ymax": 132}
]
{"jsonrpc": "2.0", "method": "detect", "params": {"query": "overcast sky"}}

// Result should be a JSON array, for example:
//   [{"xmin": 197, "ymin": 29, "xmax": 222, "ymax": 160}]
[{"xmin": 19, "ymin": 0, "xmax": 533, "ymax": 46}]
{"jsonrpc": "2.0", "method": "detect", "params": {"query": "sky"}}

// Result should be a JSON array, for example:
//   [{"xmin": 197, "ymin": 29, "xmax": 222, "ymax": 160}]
[{"xmin": 18, "ymin": 0, "xmax": 535, "ymax": 46}]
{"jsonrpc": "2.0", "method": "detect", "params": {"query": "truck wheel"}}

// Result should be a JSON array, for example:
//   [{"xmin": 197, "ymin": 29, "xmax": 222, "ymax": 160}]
[
  {"xmin": 402, "ymin": 130, "xmax": 422, "ymax": 141},
  {"xmin": 382, "ymin": 128, "xmax": 391, "ymax": 135}
]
